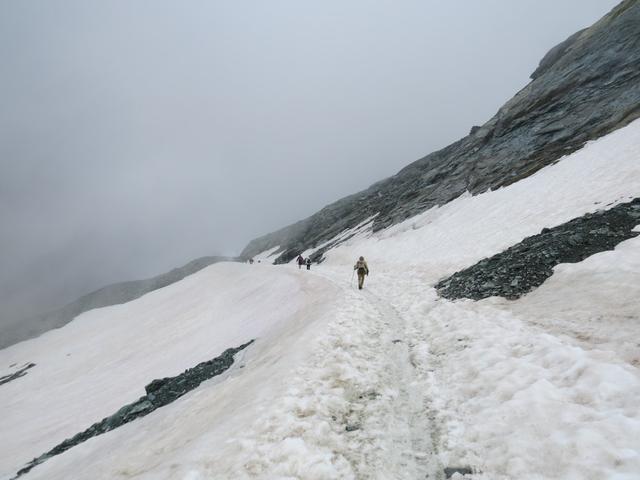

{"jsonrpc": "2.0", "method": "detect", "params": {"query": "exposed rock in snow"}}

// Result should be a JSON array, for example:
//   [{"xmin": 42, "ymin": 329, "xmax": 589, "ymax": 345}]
[
  {"xmin": 14, "ymin": 341, "xmax": 253, "ymax": 478},
  {"xmin": 436, "ymin": 199, "xmax": 640, "ymax": 300},
  {"xmin": 0, "ymin": 363, "xmax": 35, "ymax": 387},
  {"xmin": 444, "ymin": 466, "xmax": 474, "ymax": 478}
]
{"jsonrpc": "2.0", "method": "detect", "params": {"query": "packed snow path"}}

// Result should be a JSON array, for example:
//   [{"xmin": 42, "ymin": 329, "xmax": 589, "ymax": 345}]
[{"xmin": 255, "ymin": 267, "xmax": 447, "ymax": 479}]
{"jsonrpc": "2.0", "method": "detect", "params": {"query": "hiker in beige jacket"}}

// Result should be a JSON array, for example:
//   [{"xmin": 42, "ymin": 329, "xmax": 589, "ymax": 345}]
[{"xmin": 354, "ymin": 256, "xmax": 369, "ymax": 290}]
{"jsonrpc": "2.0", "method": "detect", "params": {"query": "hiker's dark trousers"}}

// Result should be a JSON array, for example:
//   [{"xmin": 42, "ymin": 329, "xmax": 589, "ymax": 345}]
[{"xmin": 357, "ymin": 272, "xmax": 366, "ymax": 289}]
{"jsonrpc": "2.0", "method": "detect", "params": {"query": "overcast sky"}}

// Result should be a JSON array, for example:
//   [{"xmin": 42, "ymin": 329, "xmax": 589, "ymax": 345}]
[{"xmin": 0, "ymin": 0, "xmax": 619, "ymax": 325}]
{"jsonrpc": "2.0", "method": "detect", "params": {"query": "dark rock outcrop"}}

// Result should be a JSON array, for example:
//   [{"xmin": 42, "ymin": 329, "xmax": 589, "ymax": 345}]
[
  {"xmin": 0, "ymin": 362, "xmax": 35, "ymax": 386},
  {"xmin": 436, "ymin": 199, "xmax": 640, "ymax": 301},
  {"xmin": 241, "ymin": 1, "xmax": 640, "ymax": 264},
  {"xmin": 2, "ymin": 256, "xmax": 237, "ymax": 350},
  {"xmin": 14, "ymin": 340, "xmax": 253, "ymax": 479},
  {"xmin": 444, "ymin": 466, "xmax": 474, "ymax": 478}
]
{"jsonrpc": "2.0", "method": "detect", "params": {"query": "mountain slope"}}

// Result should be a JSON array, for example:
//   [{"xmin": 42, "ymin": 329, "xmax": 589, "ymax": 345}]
[
  {"xmin": 241, "ymin": 0, "xmax": 640, "ymax": 264},
  {"xmin": 3, "ymin": 2, "xmax": 640, "ymax": 479},
  {"xmin": 2, "ymin": 118, "xmax": 640, "ymax": 479},
  {"xmin": 1, "ymin": 256, "xmax": 236, "ymax": 349}
]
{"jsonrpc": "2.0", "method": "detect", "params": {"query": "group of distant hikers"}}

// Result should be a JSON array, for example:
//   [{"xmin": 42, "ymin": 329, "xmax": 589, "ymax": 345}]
[
  {"xmin": 297, "ymin": 254, "xmax": 370, "ymax": 290},
  {"xmin": 296, "ymin": 254, "xmax": 312, "ymax": 270},
  {"xmin": 249, "ymin": 253, "xmax": 370, "ymax": 290}
]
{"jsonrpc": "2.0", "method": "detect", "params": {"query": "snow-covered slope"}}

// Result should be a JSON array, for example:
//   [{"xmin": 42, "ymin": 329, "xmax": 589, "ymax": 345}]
[
  {"xmin": 321, "ymin": 118, "xmax": 640, "ymax": 277},
  {"xmin": 2, "ymin": 120, "xmax": 640, "ymax": 480},
  {"xmin": 0, "ymin": 263, "xmax": 342, "ymax": 479},
  {"xmin": 1, "ymin": 256, "xmax": 235, "ymax": 350}
]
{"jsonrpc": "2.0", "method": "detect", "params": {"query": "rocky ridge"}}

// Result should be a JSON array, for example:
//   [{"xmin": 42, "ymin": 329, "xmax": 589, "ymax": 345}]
[
  {"xmin": 436, "ymin": 198, "xmax": 640, "ymax": 301},
  {"xmin": 241, "ymin": 0, "xmax": 640, "ymax": 264}
]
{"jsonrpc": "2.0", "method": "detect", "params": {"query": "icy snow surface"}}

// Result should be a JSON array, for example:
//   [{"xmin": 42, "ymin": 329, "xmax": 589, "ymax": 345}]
[{"xmin": 1, "ymin": 119, "xmax": 640, "ymax": 479}]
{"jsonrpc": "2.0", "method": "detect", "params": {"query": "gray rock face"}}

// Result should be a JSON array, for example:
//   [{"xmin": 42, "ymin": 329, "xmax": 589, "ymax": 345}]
[
  {"xmin": 530, "ymin": 28, "xmax": 586, "ymax": 80},
  {"xmin": 241, "ymin": 0, "xmax": 640, "ymax": 264},
  {"xmin": 436, "ymin": 198, "xmax": 640, "ymax": 300},
  {"xmin": 2, "ymin": 256, "xmax": 237, "ymax": 349},
  {"xmin": 14, "ymin": 340, "xmax": 253, "ymax": 479}
]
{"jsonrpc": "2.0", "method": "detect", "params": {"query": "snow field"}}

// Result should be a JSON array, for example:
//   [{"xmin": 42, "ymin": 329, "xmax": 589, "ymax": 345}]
[
  {"xmin": 0, "ymin": 263, "xmax": 339, "ymax": 479},
  {"xmin": 376, "ymin": 269, "xmax": 640, "ymax": 479},
  {"xmin": 504, "ymin": 234, "xmax": 640, "ymax": 366}
]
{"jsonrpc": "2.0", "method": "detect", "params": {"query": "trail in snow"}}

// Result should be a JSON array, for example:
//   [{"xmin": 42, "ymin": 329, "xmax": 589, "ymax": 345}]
[
  {"xmin": 325, "ymin": 270, "xmax": 444, "ymax": 479},
  {"xmin": 361, "ymin": 283, "xmax": 444, "ymax": 479},
  {"xmin": 234, "ymin": 267, "xmax": 444, "ymax": 479}
]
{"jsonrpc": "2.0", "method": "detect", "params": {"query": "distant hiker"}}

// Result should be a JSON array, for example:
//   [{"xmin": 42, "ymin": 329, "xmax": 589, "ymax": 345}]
[
  {"xmin": 249, "ymin": 258, "xmax": 254, "ymax": 264},
  {"xmin": 297, "ymin": 254, "xmax": 305, "ymax": 269},
  {"xmin": 306, "ymin": 258, "xmax": 312, "ymax": 270},
  {"xmin": 354, "ymin": 256, "xmax": 369, "ymax": 290}
]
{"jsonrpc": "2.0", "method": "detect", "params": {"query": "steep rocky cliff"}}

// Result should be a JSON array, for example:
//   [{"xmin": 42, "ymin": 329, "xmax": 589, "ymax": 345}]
[{"xmin": 241, "ymin": 0, "xmax": 640, "ymax": 264}]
